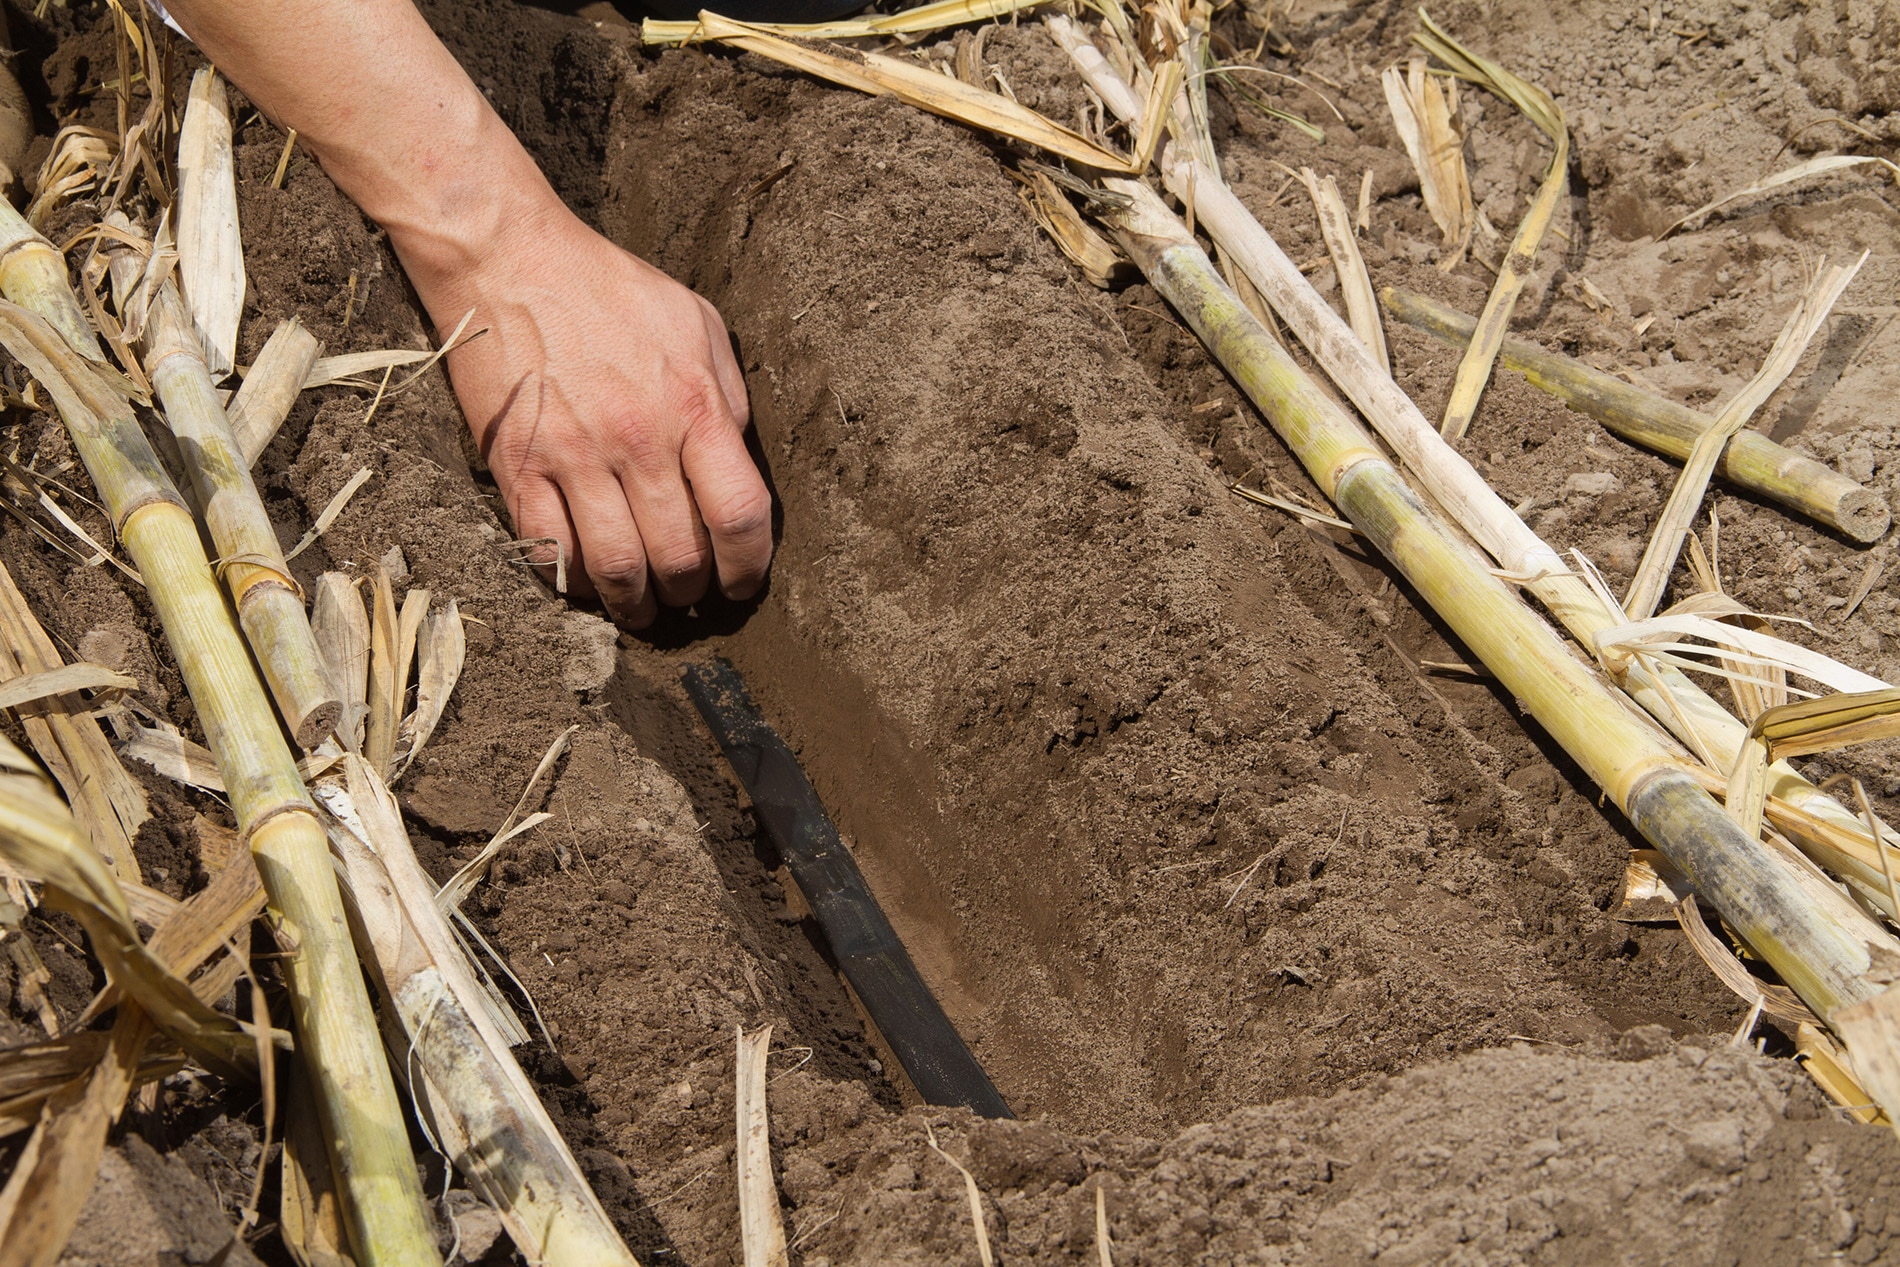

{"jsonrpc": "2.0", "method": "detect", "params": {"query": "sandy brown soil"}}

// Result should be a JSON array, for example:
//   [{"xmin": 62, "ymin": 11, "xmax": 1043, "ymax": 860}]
[{"xmin": 5, "ymin": 0, "xmax": 1900, "ymax": 1263}]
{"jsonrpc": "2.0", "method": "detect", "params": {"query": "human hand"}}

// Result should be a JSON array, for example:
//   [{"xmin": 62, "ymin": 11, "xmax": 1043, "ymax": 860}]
[
  {"xmin": 156, "ymin": 0, "xmax": 772, "ymax": 625},
  {"xmin": 400, "ymin": 202, "xmax": 773, "ymax": 628}
]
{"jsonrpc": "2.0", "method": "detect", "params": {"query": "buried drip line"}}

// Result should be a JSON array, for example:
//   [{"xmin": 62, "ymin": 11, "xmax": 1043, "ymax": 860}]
[{"xmin": 683, "ymin": 659, "xmax": 1014, "ymax": 1120}]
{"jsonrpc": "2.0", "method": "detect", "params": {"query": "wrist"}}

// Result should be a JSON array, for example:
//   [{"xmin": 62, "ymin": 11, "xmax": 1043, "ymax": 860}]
[{"xmin": 304, "ymin": 79, "xmax": 571, "ymax": 312}]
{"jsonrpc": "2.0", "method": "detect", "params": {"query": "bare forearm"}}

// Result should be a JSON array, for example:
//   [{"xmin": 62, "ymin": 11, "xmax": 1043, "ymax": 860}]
[
  {"xmin": 158, "ymin": 0, "xmax": 565, "ymax": 293},
  {"xmin": 156, "ymin": 0, "xmax": 774, "ymax": 620}
]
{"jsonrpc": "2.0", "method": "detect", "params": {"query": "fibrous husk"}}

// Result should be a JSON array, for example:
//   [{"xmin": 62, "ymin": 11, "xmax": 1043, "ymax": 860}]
[
  {"xmin": 1292, "ymin": 165, "xmax": 1388, "ymax": 374},
  {"xmin": 736, "ymin": 1025, "xmax": 790, "ymax": 1267},
  {"xmin": 174, "ymin": 67, "xmax": 245, "ymax": 377},
  {"xmin": 310, "ymin": 572, "xmax": 370, "ymax": 758},
  {"xmin": 1380, "ymin": 55, "xmax": 1470, "ymax": 258}
]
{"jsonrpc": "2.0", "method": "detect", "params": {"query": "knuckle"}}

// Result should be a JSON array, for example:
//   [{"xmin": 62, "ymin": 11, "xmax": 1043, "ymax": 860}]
[
  {"xmin": 586, "ymin": 546, "xmax": 649, "ymax": 585},
  {"xmin": 649, "ymin": 546, "xmax": 710, "ymax": 590},
  {"xmin": 673, "ymin": 379, "xmax": 730, "ymax": 434},
  {"xmin": 706, "ymin": 484, "xmax": 772, "ymax": 545},
  {"xmin": 607, "ymin": 413, "xmax": 675, "ymax": 478},
  {"xmin": 490, "ymin": 432, "xmax": 540, "ymax": 478}
]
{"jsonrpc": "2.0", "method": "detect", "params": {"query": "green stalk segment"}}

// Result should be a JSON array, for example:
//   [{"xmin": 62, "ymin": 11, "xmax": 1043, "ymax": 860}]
[
  {"xmin": 0, "ymin": 200, "xmax": 104, "ymax": 362},
  {"xmin": 1383, "ymin": 287, "xmax": 1891, "ymax": 543},
  {"xmin": 108, "ymin": 252, "xmax": 340, "ymax": 750},
  {"xmin": 0, "ymin": 298, "xmax": 438, "ymax": 1265},
  {"xmin": 1106, "ymin": 179, "xmax": 1895, "ymax": 1025}
]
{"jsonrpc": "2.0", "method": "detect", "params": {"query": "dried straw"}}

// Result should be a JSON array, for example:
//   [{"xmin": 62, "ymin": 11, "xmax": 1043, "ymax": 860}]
[{"xmin": 1411, "ymin": 9, "xmax": 1567, "ymax": 442}]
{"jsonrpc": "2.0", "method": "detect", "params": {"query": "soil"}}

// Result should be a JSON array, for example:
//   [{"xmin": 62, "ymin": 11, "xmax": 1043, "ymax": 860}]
[{"xmin": 4, "ymin": 0, "xmax": 1900, "ymax": 1263}]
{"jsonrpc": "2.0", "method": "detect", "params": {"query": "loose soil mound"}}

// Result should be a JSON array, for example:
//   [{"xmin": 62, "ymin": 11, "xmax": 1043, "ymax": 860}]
[{"xmin": 5, "ymin": 0, "xmax": 1900, "ymax": 1263}]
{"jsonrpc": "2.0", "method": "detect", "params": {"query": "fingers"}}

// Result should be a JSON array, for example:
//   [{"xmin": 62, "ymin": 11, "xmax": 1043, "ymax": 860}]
[
  {"xmin": 699, "ymin": 299, "xmax": 751, "ymax": 428},
  {"xmin": 496, "ymin": 282, "xmax": 770, "ymax": 626},
  {"xmin": 620, "ymin": 460, "xmax": 713, "ymax": 609},
  {"xmin": 681, "ymin": 407, "xmax": 774, "ymax": 600},
  {"xmin": 511, "ymin": 476, "xmax": 580, "ymax": 595},
  {"xmin": 563, "ymin": 470, "xmax": 658, "ymax": 628}
]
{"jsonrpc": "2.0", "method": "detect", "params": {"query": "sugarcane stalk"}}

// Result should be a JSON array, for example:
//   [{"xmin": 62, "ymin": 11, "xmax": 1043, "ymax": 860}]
[
  {"xmin": 1381, "ymin": 286, "xmax": 1891, "ymax": 543},
  {"xmin": 1104, "ymin": 176, "xmax": 1897, "ymax": 1025},
  {"xmin": 0, "ymin": 298, "xmax": 437, "ymax": 1266},
  {"xmin": 107, "ymin": 250, "xmax": 340, "ymax": 750},
  {"xmin": 321, "ymin": 754, "xmax": 642, "ymax": 1266},
  {"xmin": 1047, "ymin": 19, "xmax": 1900, "ymax": 948},
  {"xmin": 0, "ymin": 200, "xmax": 103, "ymax": 361},
  {"xmin": 1171, "ymin": 153, "xmax": 1900, "ymax": 911},
  {"xmin": 1195, "ymin": 142, "xmax": 1900, "ymax": 918}
]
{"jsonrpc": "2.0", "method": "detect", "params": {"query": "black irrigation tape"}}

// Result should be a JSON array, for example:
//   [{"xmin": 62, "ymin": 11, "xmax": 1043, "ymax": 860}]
[{"xmin": 683, "ymin": 659, "xmax": 1014, "ymax": 1119}]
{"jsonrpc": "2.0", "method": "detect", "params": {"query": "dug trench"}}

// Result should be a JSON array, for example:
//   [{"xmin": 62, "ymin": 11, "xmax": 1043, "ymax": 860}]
[{"xmin": 13, "ymin": 0, "xmax": 1900, "ymax": 1261}]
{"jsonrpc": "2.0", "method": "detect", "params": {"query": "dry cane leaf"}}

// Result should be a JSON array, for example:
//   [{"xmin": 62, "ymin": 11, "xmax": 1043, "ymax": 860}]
[
  {"xmin": 1382, "ymin": 58, "xmax": 1470, "ymax": 253},
  {"xmin": 1017, "ymin": 171, "xmax": 1130, "ymax": 288},
  {"xmin": 284, "ymin": 466, "xmax": 371, "ymax": 562},
  {"xmin": 0, "ymin": 733, "xmax": 257, "ymax": 1076},
  {"xmin": 0, "ymin": 1034, "xmax": 181, "ymax": 1142},
  {"xmin": 174, "ymin": 67, "xmax": 244, "ymax": 376},
  {"xmin": 1661, "ymin": 154, "xmax": 1900, "ymax": 239},
  {"xmin": 0, "ymin": 556, "xmax": 148, "ymax": 879},
  {"xmin": 310, "ymin": 572, "xmax": 370, "ymax": 753},
  {"xmin": 228, "ymin": 316, "xmax": 321, "ymax": 467},
  {"xmin": 395, "ymin": 599, "xmax": 464, "ymax": 779},
  {"xmin": 1595, "ymin": 612, "xmax": 1891, "ymax": 698},
  {"xmin": 1613, "ymin": 848, "xmax": 1690, "ymax": 922},
  {"xmin": 434, "ymin": 723, "xmax": 577, "ymax": 910},
  {"xmin": 62, "ymin": 835, "xmax": 266, "ymax": 1061},
  {"xmin": 925, "ymin": 1123, "xmax": 995, "ymax": 1267},
  {"xmin": 1413, "ymin": 9, "xmax": 1567, "ymax": 441},
  {"xmin": 1749, "ymin": 687, "xmax": 1900, "ymax": 762},
  {"xmin": 691, "ymin": 12, "xmax": 1138, "ymax": 174},
  {"xmin": 281, "ymin": 1060, "xmax": 356, "ymax": 1267},
  {"xmin": 1798, "ymin": 1022, "xmax": 1888, "ymax": 1125},
  {"xmin": 1673, "ymin": 895, "xmax": 1818, "ymax": 1026},
  {"xmin": 1834, "ymin": 985, "xmax": 1900, "ymax": 1138},
  {"xmin": 391, "ymin": 587, "xmax": 430, "ymax": 776},
  {"xmin": 0, "ymin": 1009, "xmax": 149, "ymax": 1266},
  {"xmin": 0, "ymin": 662, "xmax": 135, "ymax": 711},
  {"xmin": 303, "ymin": 348, "xmax": 431, "ymax": 389},
  {"xmin": 644, "ymin": 0, "xmax": 1045, "ymax": 43},
  {"xmin": 736, "ymin": 1024, "xmax": 790, "ymax": 1267},
  {"xmin": 1680, "ymin": 535, "xmax": 1785, "ymax": 724},
  {"xmin": 0, "ymin": 852, "xmax": 254, "ymax": 1078}
]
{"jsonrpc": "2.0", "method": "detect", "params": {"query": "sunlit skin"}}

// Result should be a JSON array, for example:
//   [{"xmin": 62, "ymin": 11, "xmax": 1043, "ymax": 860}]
[{"xmin": 157, "ymin": 0, "xmax": 774, "ymax": 627}]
